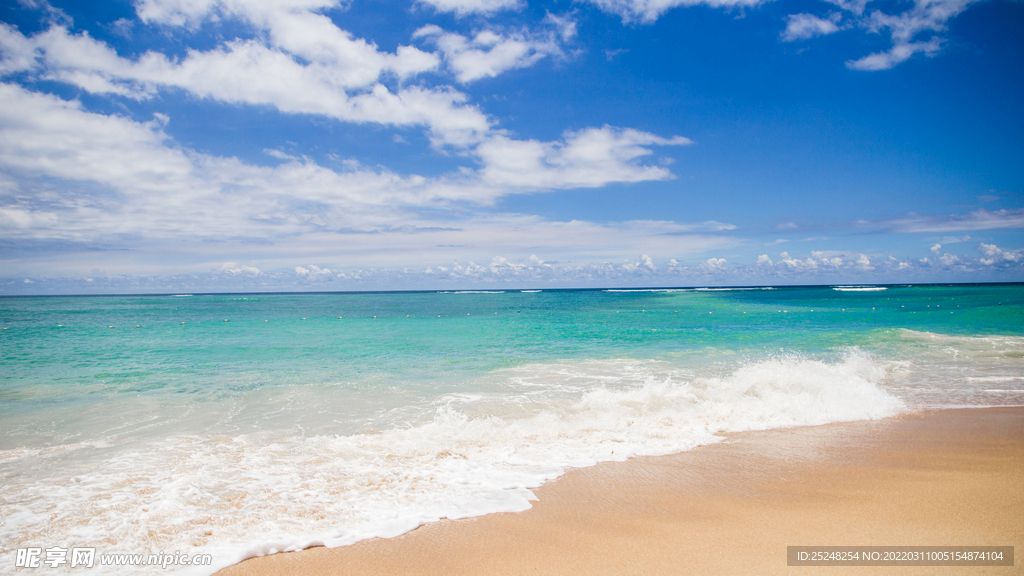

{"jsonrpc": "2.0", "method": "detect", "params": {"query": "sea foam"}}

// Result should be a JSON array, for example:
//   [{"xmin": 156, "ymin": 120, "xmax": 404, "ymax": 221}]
[{"xmin": 0, "ymin": 351, "xmax": 903, "ymax": 575}]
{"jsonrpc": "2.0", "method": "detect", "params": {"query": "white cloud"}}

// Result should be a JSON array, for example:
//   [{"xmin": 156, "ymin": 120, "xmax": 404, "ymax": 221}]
[
  {"xmin": 220, "ymin": 262, "xmax": 261, "ymax": 274},
  {"xmin": 7, "ymin": 240, "xmax": 1023, "ymax": 291},
  {"xmin": 295, "ymin": 264, "xmax": 335, "ymax": 279},
  {"xmin": 135, "ymin": 0, "xmax": 348, "ymax": 31},
  {"xmin": 745, "ymin": 248, "xmax": 1007, "ymax": 280},
  {"xmin": 264, "ymin": 149, "xmax": 298, "ymax": 160},
  {"xmin": 979, "ymin": 243, "xmax": 1023, "ymax": 266},
  {"xmin": 754, "ymin": 250, "xmax": 874, "ymax": 274},
  {"xmin": 0, "ymin": 12, "xmax": 499, "ymax": 147},
  {"xmin": 930, "ymin": 243, "xmax": 941, "ymax": 253},
  {"xmin": 414, "ymin": 24, "xmax": 566, "ymax": 83},
  {"xmin": 0, "ymin": 6, "xmax": 580, "ymax": 154},
  {"xmin": 544, "ymin": 12, "xmax": 578, "ymax": 42},
  {"xmin": 863, "ymin": 0, "xmax": 977, "ymax": 46},
  {"xmin": 0, "ymin": 83, "xmax": 696, "ymax": 216},
  {"xmin": 575, "ymin": 0, "xmax": 979, "ymax": 70},
  {"xmin": 416, "ymin": 0, "xmax": 524, "ymax": 16},
  {"xmin": 473, "ymin": 126, "xmax": 692, "ymax": 191},
  {"xmin": 846, "ymin": 38, "xmax": 942, "ymax": 71},
  {"xmin": 859, "ymin": 209, "xmax": 1024, "ymax": 233},
  {"xmin": 800, "ymin": 0, "xmax": 984, "ymax": 71},
  {"xmin": 842, "ymin": 0, "xmax": 978, "ymax": 70},
  {"xmin": 0, "ymin": 83, "xmax": 723, "ymax": 278},
  {"xmin": 824, "ymin": 0, "xmax": 868, "ymax": 16},
  {"xmin": 582, "ymin": 0, "xmax": 764, "ymax": 25},
  {"xmin": 0, "ymin": 23, "xmax": 39, "ymax": 74},
  {"xmin": 781, "ymin": 13, "xmax": 842, "ymax": 42},
  {"xmin": 0, "ymin": 82, "xmax": 505, "ymax": 252},
  {"xmin": 699, "ymin": 257, "xmax": 727, "ymax": 272}
]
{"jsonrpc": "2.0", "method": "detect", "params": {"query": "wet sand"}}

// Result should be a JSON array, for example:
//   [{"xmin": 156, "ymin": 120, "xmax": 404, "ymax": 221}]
[{"xmin": 217, "ymin": 407, "xmax": 1023, "ymax": 575}]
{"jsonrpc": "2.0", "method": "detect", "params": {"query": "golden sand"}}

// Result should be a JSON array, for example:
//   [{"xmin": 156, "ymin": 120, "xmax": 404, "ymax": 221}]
[{"xmin": 217, "ymin": 407, "xmax": 1023, "ymax": 576}]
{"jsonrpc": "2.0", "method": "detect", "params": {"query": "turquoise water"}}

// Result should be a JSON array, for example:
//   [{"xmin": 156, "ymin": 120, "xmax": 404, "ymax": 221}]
[{"xmin": 1, "ymin": 285, "xmax": 1022, "ymax": 574}]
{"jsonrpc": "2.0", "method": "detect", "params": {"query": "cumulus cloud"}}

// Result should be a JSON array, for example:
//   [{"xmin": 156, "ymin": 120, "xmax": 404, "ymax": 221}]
[
  {"xmin": 0, "ymin": 19, "xmax": 497, "ymax": 147},
  {"xmin": 699, "ymin": 257, "xmax": 728, "ymax": 272},
  {"xmin": 413, "ymin": 22, "xmax": 568, "ymax": 83},
  {"xmin": 0, "ymin": 1, "xmax": 581, "ymax": 148},
  {"xmin": 781, "ymin": 13, "xmax": 842, "ymax": 42},
  {"xmin": 0, "ymin": 81, "xmax": 694, "ymax": 241},
  {"xmin": 220, "ymin": 262, "xmax": 261, "ymax": 274},
  {"xmin": 0, "ymin": 82, "xmax": 442, "ymax": 241},
  {"xmin": 473, "ymin": 126, "xmax": 692, "ymax": 190},
  {"xmin": 979, "ymin": 243, "xmax": 1024, "ymax": 266},
  {"xmin": 736, "ymin": 247, "xmax": 1024, "ymax": 281},
  {"xmin": 0, "ymin": 83, "xmax": 728, "ymax": 278},
  {"xmin": 8, "ymin": 240, "xmax": 1024, "ymax": 293},
  {"xmin": 295, "ymin": 264, "xmax": 336, "ymax": 279}
]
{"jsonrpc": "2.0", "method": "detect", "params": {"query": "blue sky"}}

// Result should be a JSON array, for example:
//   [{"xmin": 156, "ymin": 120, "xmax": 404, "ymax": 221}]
[{"xmin": 0, "ymin": 0, "xmax": 1021, "ymax": 293}]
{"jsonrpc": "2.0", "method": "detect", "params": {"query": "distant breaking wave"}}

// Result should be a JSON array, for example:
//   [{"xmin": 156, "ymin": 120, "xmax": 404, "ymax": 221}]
[
  {"xmin": 603, "ymin": 287, "xmax": 775, "ymax": 293},
  {"xmin": 694, "ymin": 287, "xmax": 775, "ymax": 292},
  {"xmin": 603, "ymin": 289, "xmax": 691, "ymax": 293},
  {"xmin": 833, "ymin": 286, "xmax": 887, "ymax": 292}
]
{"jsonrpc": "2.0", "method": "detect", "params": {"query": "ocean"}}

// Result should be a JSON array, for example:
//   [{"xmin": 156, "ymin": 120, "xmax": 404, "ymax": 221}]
[{"xmin": 1, "ymin": 284, "xmax": 1022, "ymax": 574}]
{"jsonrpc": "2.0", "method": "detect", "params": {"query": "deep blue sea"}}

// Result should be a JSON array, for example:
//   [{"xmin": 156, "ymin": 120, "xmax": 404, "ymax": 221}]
[{"xmin": 1, "ymin": 285, "xmax": 1022, "ymax": 574}]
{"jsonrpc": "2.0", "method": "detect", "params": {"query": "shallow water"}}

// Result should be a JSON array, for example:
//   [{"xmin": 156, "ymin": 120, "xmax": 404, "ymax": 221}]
[{"xmin": 1, "ymin": 284, "xmax": 1021, "ymax": 574}]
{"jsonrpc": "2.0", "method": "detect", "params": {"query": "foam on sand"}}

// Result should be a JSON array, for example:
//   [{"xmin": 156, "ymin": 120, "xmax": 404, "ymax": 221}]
[{"xmin": 0, "ymin": 352, "xmax": 903, "ymax": 575}]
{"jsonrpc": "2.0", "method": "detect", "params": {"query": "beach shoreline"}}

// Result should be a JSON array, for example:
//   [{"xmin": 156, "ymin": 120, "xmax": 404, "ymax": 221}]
[{"xmin": 216, "ymin": 406, "xmax": 1023, "ymax": 576}]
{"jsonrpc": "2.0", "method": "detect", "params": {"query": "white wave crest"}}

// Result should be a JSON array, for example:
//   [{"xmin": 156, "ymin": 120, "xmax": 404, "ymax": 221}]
[
  {"xmin": 0, "ymin": 352, "xmax": 902, "ymax": 575},
  {"xmin": 694, "ymin": 287, "xmax": 775, "ymax": 291},
  {"xmin": 603, "ymin": 289, "xmax": 691, "ymax": 293},
  {"xmin": 898, "ymin": 329, "xmax": 1024, "ymax": 359}
]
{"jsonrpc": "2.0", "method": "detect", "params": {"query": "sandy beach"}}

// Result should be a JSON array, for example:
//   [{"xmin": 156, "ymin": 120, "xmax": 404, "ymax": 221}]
[{"xmin": 217, "ymin": 407, "xmax": 1023, "ymax": 576}]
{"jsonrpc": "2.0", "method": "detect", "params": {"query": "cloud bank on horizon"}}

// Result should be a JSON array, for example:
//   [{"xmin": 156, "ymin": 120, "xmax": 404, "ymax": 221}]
[{"xmin": 0, "ymin": 0, "xmax": 1021, "ymax": 293}]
